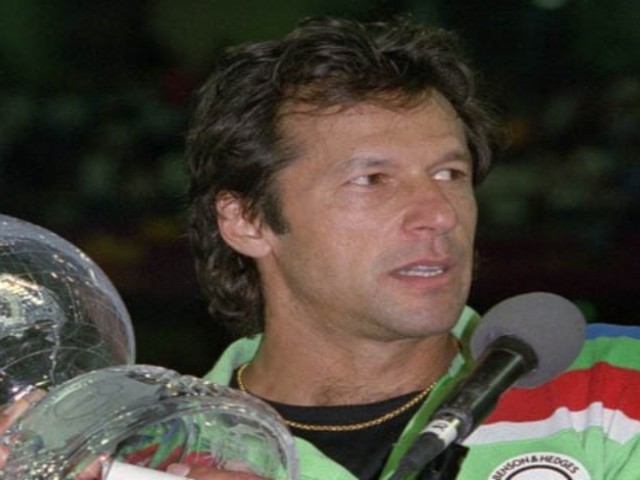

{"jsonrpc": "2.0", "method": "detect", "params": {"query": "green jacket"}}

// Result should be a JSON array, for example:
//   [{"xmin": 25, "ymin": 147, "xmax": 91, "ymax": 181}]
[{"xmin": 204, "ymin": 309, "xmax": 640, "ymax": 479}]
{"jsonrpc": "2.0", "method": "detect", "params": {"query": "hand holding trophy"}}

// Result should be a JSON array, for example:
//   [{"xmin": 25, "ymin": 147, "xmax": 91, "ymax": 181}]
[{"xmin": 0, "ymin": 214, "xmax": 299, "ymax": 480}]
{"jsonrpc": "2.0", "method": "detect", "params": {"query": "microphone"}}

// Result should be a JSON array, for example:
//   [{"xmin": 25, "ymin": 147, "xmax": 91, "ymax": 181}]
[{"xmin": 390, "ymin": 292, "xmax": 586, "ymax": 479}]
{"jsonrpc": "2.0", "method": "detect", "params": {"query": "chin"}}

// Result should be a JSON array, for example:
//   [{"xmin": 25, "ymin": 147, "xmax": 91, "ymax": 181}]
[{"xmin": 385, "ymin": 312, "xmax": 460, "ymax": 340}]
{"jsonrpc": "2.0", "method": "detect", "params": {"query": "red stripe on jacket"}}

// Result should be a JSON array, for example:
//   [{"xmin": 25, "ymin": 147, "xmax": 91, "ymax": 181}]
[{"xmin": 483, "ymin": 362, "xmax": 640, "ymax": 425}]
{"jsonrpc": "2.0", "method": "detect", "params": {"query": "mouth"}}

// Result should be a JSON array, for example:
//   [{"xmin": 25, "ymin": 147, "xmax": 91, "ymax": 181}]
[
  {"xmin": 395, "ymin": 264, "xmax": 446, "ymax": 278},
  {"xmin": 390, "ymin": 256, "xmax": 452, "ymax": 281}
]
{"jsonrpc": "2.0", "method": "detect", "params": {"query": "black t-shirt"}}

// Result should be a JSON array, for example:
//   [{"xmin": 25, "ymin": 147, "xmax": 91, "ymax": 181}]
[
  {"xmin": 230, "ymin": 373, "xmax": 468, "ymax": 479},
  {"xmin": 230, "ymin": 373, "xmax": 418, "ymax": 478},
  {"xmin": 271, "ymin": 392, "xmax": 420, "ymax": 479}
]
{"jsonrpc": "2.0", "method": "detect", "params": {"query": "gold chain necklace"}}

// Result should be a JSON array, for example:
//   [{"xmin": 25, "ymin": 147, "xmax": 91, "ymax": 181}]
[{"xmin": 236, "ymin": 363, "xmax": 436, "ymax": 432}]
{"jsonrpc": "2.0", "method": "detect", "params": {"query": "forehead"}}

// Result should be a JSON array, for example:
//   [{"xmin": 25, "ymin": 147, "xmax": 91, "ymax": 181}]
[{"xmin": 277, "ymin": 93, "xmax": 468, "ymax": 165}]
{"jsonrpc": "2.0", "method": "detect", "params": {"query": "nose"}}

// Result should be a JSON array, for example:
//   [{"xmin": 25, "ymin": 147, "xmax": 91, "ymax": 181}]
[{"xmin": 401, "ymin": 179, "xmax": 459, "ymax": 236}]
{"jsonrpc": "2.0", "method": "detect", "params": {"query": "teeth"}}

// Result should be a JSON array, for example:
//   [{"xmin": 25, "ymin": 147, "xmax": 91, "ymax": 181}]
[{"xmin": 398, "ymin": 266, "xmax": 444, "ymax": 277}]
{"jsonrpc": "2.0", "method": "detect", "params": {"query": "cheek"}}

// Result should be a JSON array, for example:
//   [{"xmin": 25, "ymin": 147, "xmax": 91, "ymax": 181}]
[
  {"xmin": 457, "ymin": 193, "xmax": 478, "ymax": 236},
  {"xmin": 468, "ymin": 203, "xmax": 478, "ymax": 237}
]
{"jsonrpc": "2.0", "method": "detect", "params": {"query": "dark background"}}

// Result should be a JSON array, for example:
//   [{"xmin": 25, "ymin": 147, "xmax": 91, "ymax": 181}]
[{"xmin": 1, "ymin": 0, "xmax": 639, "ymax": 375}]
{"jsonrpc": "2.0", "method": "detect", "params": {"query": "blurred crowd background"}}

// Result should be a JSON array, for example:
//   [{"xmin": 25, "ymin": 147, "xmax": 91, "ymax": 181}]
[{"xmin": 1, "ymin": 0, "xmax": 639, "ymax": 375}]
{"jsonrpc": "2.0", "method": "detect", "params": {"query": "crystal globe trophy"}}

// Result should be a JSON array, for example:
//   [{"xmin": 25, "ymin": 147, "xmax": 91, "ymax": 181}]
[
  {"xmin": 0, "ymin": 215, "xmax": 299, "ymax": 479},
  {"xmin": 0, "ymin": 213, "xmax": 135, "ymax": 403},
  {"xmin": 3, "ymin": 365, "xmax": 299, "ymax": 479}
]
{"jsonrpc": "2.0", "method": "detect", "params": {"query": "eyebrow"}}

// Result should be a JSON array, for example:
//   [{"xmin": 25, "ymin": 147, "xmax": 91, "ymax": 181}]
[
  {"xmin": 441, "ymin": 149, "xmax": 473, "ymax": 164},
  {"xmin": 334, "ymin": 155, "xmax": 394, "ymax": 174},
  {"xmin": 336, "ymin": 148, "xmax": 472, "ymax": 172}
]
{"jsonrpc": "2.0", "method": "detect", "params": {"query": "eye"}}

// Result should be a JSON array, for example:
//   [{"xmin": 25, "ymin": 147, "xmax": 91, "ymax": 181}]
[
  {"xmin": 433, "ymin": 167, "xmax": 469, "ymax": 182},
  {"xmin": 349, "ymin": 173, "xmax": 387, "ymax": 186}
]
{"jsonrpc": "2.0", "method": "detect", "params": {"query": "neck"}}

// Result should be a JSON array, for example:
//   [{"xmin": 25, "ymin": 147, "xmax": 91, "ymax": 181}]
[{"xmin": 241, "ymin": 325, "xmax": 458, "ymax": 406}]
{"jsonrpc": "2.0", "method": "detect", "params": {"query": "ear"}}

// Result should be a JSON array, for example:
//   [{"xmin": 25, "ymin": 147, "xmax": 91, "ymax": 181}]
[{"xmin": 215, "ymin": 192, "xmax": 272, "ymax": 258}]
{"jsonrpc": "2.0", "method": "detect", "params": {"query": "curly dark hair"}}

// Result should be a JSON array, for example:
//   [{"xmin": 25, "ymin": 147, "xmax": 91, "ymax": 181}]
[{"xmin": 187, "ymin": 16, "xmax": 503, "ymax": 338}]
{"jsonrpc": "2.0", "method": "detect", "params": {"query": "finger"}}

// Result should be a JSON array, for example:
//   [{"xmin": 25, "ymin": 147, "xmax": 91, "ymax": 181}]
[
  {"xmin": 0, "ymin": 389, "xmax": 45, "ymax": 424},
  {"xmin": 0, "ymin": 444, "xmax": 8, "ymax": 468},
  {"xmin": 76, "ymin": 454, "xmax": 109, "ymax": 480},
  {"xmin": 0, "ymin": 389, "xmax": 46, "ymax": 434},
  {"xmin": 12, "ymin": 388, "xmax": 47, "ymax": 405},
  {"xmin": 166, "ymin": 464, "xmax": 190, "ymax": 476},
  {"xmin": 0, "ymin": 390, "xmax": 48, "ymax": 469}
]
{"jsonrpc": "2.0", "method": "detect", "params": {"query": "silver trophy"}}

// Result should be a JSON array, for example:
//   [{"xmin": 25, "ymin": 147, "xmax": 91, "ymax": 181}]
[{"xmin": 0, "ymin": 215, "xmax": 299, "ymax": 479}]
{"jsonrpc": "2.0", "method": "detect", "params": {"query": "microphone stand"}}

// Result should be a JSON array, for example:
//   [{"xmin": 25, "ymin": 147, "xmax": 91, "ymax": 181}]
[
  {"xmin": 419, "ymin": 443, "xmax": 468, "ymax": 479},
  {"xmin": 388, "ymin": 439, "xmax": 469, "ymax": 479}
]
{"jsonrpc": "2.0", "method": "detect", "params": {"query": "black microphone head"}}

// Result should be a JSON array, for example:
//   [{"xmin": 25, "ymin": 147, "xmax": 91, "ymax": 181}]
[{"xmin": 470, "ymin": 292, "xmax": 586, "ymax": 388}]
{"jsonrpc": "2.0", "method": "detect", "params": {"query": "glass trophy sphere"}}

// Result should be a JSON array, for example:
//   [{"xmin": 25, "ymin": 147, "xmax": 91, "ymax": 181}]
[
  {"xmin": 0, "ymin": 215, "xmax": 299, "ymax": 479},
  {"xmin": 0, "ymin": 214, "xmax": 135, "ymax": 403},
  {"xmin": 2, "ymin": 365, "xmax": 299, "ymax": 480}
]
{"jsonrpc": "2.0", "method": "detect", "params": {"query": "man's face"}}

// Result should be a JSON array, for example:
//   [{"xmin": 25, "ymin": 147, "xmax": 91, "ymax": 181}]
[{"xmin": 258, "ymin": 93, "xmax": 477, "ymax": 341}]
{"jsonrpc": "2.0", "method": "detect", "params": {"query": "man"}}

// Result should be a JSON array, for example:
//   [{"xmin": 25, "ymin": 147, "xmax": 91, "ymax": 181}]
[
  {"xmin": 180, "ymin": 16, "xmax": 640, "ymax": 480},
  {"xmin": 181, "ymin": 14, "xmax": 489, "ymax": 479}
]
